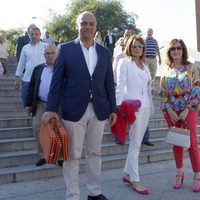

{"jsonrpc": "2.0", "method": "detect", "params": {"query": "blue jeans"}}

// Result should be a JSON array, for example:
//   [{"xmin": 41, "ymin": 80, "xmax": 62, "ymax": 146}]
[
  {"xmin": 21, "ymin": 81, "xmax": 30, "ymax": 108},
  {"xmin": 142, "ymin": 127, "xmax": 149, "ymax": 143}
]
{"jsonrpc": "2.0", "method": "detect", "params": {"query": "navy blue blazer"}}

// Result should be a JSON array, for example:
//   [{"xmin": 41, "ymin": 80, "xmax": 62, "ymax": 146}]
[
  {"xmin": 26, "ymin": 63, "xmax": 45, "ymax": 116},
  {"xmin": 16, "ymin": 35, "xmax": 30, "ymax": 61},
  {"xmin": 46, "ymin": 38, "xmax": 116, "ymax": 121}
]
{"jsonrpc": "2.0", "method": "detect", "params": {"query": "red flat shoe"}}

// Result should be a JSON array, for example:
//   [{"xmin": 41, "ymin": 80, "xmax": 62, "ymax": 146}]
[
  {"xmin": 173, "ymin": 173, "xmax": 184, "ymax": 189},
  {"xmin": 132, "ymin": 184, "xmax": 149, "ymax": 195},
  {"xmin": 122, "ymin": 177, "xmax": 132, "ymax": 186}
]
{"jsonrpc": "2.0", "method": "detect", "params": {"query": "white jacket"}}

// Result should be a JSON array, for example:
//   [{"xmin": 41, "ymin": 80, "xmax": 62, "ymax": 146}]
[{"xmin": 116, "ymin": 58, "xmax": 154, "ymax": 115}]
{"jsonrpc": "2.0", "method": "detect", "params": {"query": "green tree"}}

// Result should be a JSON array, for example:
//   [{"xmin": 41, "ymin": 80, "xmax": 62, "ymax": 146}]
[
  {"xmin": 44, "ymin": 13, "xmax": 77, "ymax": 43},
  {"xmin": 0, "ymin": 28, "xmax": 23, "ymax": 56},
  {"xmin": 46, "ymin": 0, "xmax": 140, "ymax": 41}
]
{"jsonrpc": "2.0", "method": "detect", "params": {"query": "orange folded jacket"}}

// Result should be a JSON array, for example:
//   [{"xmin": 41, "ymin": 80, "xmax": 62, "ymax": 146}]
[{"xmin": 39, "ymin": 121, "xmax": 69, "ymax": 164}]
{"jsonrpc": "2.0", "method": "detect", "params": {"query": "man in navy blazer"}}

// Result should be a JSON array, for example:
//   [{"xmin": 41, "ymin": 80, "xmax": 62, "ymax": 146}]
[
  {"xmin": 42, "ymin": 11, "xmax": 117, "ymax": 200},
  {"xmin": 104, "ymin": 29, "xmax": 115, "ymax": 59}
]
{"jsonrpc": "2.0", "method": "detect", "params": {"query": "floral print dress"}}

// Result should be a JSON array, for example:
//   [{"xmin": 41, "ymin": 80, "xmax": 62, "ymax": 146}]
[{"xmin": 160, "ymin": 64, "xmax": 200, "ymax": 111}]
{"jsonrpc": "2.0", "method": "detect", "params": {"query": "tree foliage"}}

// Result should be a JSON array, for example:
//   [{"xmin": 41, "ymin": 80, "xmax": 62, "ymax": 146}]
[
  {"xmin": 46, "ymin": 0, "xmax": 141, "ymax": 41},
  {"xmin": 45, "ymin": 14, "xmax": 77, "ymax": 43},
  {"xmin": 1, "ymin": 0, "xmax": 141, "ymax": 54},
  {"xmin": 0, "ymin": 28, "xmax": 23, "ymax": 55}
]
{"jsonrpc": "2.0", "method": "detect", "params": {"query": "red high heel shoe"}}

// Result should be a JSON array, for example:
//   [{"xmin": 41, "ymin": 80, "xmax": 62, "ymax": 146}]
[
  {"xmin": 192, "ymin": 177, "xmax": 200, "ymax": 192},
  {"xmin": 173, "ymin": 173, "xmax": 184, "ymax": 189},
  {"xmin": 122, "ymin": 176, "xmax": 132, "ymax": 186},
  {"xmin": 122, "ymin": 177, "xmax": 149, "ymax": 195}
]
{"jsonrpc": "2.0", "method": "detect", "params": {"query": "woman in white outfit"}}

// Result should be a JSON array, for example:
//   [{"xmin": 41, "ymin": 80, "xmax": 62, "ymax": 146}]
[{"xmin": 116, "ymin": 35, "xmax": 154, "ymax": 195}]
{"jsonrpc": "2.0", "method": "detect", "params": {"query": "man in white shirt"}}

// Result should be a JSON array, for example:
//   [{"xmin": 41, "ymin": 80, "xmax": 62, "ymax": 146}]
[{"xmin": 14, "ymin": 27, "xmax": 47, "ymax": 107}]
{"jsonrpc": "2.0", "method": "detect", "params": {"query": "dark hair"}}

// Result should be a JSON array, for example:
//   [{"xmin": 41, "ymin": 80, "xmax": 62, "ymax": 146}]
[
  {"xmin": 166, "ymin": 38, "xmax": 190, "ymax": 67},
  {"xmin": 125, "ymin": 35, "xmax": 146, "ymax": 63}
]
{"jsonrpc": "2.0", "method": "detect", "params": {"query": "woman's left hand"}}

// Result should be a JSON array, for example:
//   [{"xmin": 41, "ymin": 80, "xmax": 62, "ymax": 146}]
[{"xmin": 179, "ymin": 107, "xmax": 189, "ymax": 121}]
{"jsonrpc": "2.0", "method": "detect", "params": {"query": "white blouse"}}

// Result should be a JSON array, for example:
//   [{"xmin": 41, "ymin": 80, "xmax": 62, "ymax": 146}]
[{"xmin": 116, "ymin": 58, "xmax": 154, "ymax": 113}]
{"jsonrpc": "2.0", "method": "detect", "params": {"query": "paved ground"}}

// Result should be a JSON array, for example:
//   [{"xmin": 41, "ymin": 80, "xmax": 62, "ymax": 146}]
[{"xmin": 0, "ymin": 158, "xmax": 199, "ymax": 200}]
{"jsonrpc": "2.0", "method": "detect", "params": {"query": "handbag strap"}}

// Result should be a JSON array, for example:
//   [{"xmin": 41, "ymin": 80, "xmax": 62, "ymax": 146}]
[{"xmin": 174, "ymin": 120, "xmax": 187, "ymax": 129}]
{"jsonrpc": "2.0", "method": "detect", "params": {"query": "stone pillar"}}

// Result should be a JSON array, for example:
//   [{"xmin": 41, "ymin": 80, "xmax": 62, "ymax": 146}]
[{"xmin": 195, "ymin": 0, "xmax": 200, "ymax": 51}]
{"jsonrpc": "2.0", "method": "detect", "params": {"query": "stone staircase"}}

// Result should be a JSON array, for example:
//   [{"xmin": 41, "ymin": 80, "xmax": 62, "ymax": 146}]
[{"xmin": 0, "ymin": 57, "xmax": 199, "ymax": 185}]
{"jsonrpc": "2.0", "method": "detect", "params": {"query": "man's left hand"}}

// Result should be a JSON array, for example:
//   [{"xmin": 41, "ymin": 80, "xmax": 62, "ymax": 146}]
[{"xmin": 109, "ymin": 113, "xmax": 117, "ymax": 127}]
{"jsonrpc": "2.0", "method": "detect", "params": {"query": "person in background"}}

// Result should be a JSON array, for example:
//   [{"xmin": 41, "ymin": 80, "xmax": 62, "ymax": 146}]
[
  {"xmin": 42, "ymin": 31, "xmax": 55, "ymax": 45},
  {"xmin": 104, "ymin": 29, "xmax": 115, "ymax": 59},
  {"xmin": 25, "ymin": 45, "xmax": 63, "ymax": 166},
  {"xmin": 160, "ymin": 38, "xmax": 200, "ymax": 192},
  {"xmin": 145, "ymin": 28, "xmax": 161, "ymax": 84},
  {"xmin": 115, "ymin": 29, "xmax": 134, "ymax": 53},
  {"xmin": 56, "ymin": 38, "xmax": 65, "ymax": 50},
  {"xmin": 58, "ymin": 38, "xmax": 65, "ymax": 44},
  {"xmin": 94, "ymin": 31, "xmax": 104, "ymax": 46},
  {"xmin": 14, "ymin": 27, "xmax": 47, "ymax": 108},
  {"xmin": 41, "ymin": 11, "xmax": 117, "ymax": 200},
  {"xmin": 0, "ymin": 35, "xmax": 10, "ymax": 74},
  {"xmin": 113, "ymin": 32, "xmax": 133, "ymax": 83},
  {"xmin": 144, "ymin": 28, "xmax": 161, "ymax": 145},
  {"xmin": 16, "ymin": 24, "xmax": 37, "ymax": 61},
  {"xmin": 142, "ymin": 127, "xmax": 154, "ymax": 146},
  {"xmin": 116, "ymin": 35, "xmax": 154, "ymax": 195}
]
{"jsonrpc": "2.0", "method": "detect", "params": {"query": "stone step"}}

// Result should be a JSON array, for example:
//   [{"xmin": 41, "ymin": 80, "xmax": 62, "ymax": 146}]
[
  {"xmin": 0, "ymin": 127, "xmax": 32, "ymax": 139},
  {"xmin": 0, "ymin": 96, "xmax": 21, "ymax": 103},
  {"xmin": 0, "ymin": 109, "xmax": 28, "ymax": 118},
  {"xmin": 0, "ymin": 136, "xmax": 167, "ymax": 168},
  {"xmin": 0, "ymin": 117, "xmax": 32, "ymax": 128},
  {"xmin": 0, "ymin": 79, "xmax": 16, "ymax": 85},
  {"xmin": 1, "ymin": 146, "xmax": 198, "ymax": 185},
  {"xmin": 0, "ymin": 125, "xmax": 169, "ymax": 146},
  {"xmin": 0, "ymin": 75, "xmax": 16, "ymax": 80},
  {"xmin": 104, "ymin": 118, "xmax": 167, "ymax": 132},
  {"xmin": 0, "ymin": 85, "xmax": 16, "ymax": 90},
  {"xmin": 0, "ymin": 150, "xmax": 38, "ymax": 168},
  {"xmin": 0, "ymin": 90, "xmax": 21, "ymax": 96},
  {"xmin": 0, "ymin": 103, "xmax": 23, "ymax": 110},
  {"xmin": 1, "ymin": 133, "xmax": 199, "ymax": 169},
  {"xmin": 0, "ymin": 137, "xmax": 36, "ymax": 152}
]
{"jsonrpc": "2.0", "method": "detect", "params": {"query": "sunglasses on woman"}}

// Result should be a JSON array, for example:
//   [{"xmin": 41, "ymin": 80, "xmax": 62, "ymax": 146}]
[
  {"xmin": 170, "ymin": 46, "xmax": 182, "ymax": 51},
  {"xmin": 132, "ymin": 44, "xmax": 144, "ymax": 49}
]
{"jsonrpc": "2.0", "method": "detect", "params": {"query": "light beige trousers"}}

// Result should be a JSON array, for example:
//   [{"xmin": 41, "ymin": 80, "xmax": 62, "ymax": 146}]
[
  {"xmin": 146, "ymin": 58, "xmax": 157, "ymax": 81},
  {"xmin": 62, "ymin": 103, "xmax": 106, "ymax": 200},
  {"xmin": 32, "ymin": 100, "xmax": 46, "ymax": 158}
]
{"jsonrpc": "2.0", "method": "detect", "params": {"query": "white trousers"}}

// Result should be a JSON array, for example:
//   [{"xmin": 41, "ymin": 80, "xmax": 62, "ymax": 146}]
[
  {"xmin": 62, "ymin": 103, "xmax": 106, "ymax": 200},
  {"xmin": 124, "ymin": 107, "xmax": 150, "ymax": 182}
]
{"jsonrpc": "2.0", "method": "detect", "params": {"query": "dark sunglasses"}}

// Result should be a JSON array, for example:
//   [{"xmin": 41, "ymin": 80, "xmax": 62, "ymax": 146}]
[
  {"xmin": 131, "ymin": 44, "xmax": 144, "ymax": 49},
  {"xmin": 170, "ymin": 46, "xmax": 182, "ymax": 51}
]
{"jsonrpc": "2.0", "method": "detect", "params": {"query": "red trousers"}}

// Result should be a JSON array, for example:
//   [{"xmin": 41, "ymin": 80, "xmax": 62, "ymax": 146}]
[{"xmin": 163, "ymin": 110, "xmax": 200, "ymax": 172}]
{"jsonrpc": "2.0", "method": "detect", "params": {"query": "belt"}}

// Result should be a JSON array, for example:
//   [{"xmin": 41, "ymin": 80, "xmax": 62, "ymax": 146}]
[{"xmin": 146, "ymin": 56, "xmax": 156, "ymax": 59}]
